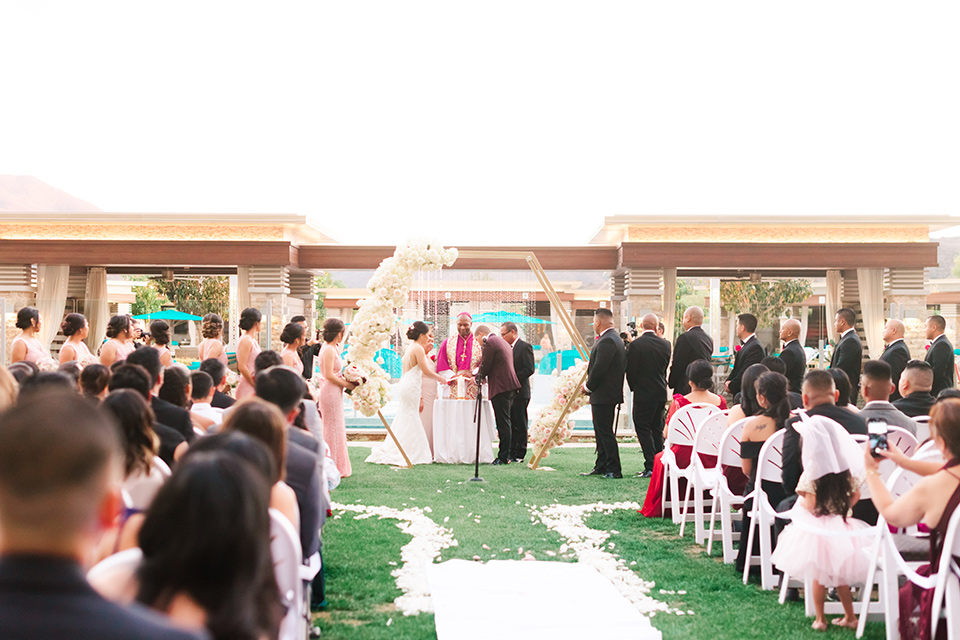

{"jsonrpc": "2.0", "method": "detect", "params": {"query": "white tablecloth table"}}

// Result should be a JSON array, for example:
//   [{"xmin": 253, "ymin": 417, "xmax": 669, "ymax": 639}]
[{"xmin": 433, "ymin": 399, "xmax": 497, "ymax": 464}]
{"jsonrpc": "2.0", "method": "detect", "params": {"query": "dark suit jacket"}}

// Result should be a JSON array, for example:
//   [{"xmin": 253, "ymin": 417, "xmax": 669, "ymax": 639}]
[
  {"xmin": 153, "ymin": 421, "xmax": 185, "ymax": 466},
  {"xmin": 778, "ymin": 340, "xmax": 806, "ymax": 393},
  {"xmin": 0, "ymin": 555, "xmax": 207, "ymax": 640},
  {"xmin": 285, "ymin": 439, "xmax": 323, "ymax": 557},
  {"xmin": 151, "ymin": 396, "xmax": 195, "ymax": 443},
  {"xmin": 511, "ymin": 339, "xmax": 535, "ymax": 399},
  {"xmin": 586, "ymin": 329, "xmax": 626, "ymax": 405},
  {"xmin": 626, "ymin": 331, "xmax": 672, "ymax": 403},
  {"xmin": 477, "ymin": 335, "xmax": 520, "ymax": 398},
  {"xmin": 893, "ymin": 391, "xmax": 937, "ymax": 418},
  {"xmin": 668, "ymin": 326, "xmax": 713, "ymax": 395},
  {"xmin": 880, "ymin": 339, "xmax": 911, "ymax": 402},
  {"xmin": 925, "ymin": 335, "xmax": 955, "ymax": 397},
  {"xmin": 726, "ymin": 335, "xmax": 764, "ymax": 396},
  {"xmin": 211, "ymin": 389, "xmax": 236, "ymax": 409},
  {"xmin": 781, "ymin": 403, "xmax": 868, "ymax": 496},
  {"xmin": 830, "ymin": 330, "xmax": 864, "ymax": 397}
]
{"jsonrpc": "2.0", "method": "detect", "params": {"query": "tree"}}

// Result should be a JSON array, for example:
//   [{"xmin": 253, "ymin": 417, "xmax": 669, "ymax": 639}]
[
  {"xmin": 720, "ymin": 279, "xmax": 812, "ymax": 330},
  {"xmin": 315, "ymin": 271, "xmax": 346, "ymax": 321},
  {"xmin": 148, "ymin": 276, "xmax": 231, "ymax": 320},
  {"xmin": 132, "ymin": 285, "xmax": 165, "ymax": 316}
]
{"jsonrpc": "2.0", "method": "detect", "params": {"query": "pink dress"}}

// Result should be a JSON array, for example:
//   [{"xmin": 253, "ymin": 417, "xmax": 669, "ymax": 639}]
[
  {"xmin": 12, "ymin": 334, "xmax": 50, "ymax": 364},
  {"xmin": 100, "ymin": 338, "xmax": 135, "ymax": 365},
  {"xmin": 235, "ymin": 335, "xmax": 261, "ymax": 401},
  {"xmin": 318, "ymin": 343, "xmax": 351, "ymax": 477},
  {"xmin": 59, "ymin": 339, "xmax": 92, "ymax": 364},
  {"xmin": 198, "ymin": 338, "xmax": 228, "ymax": 365}
]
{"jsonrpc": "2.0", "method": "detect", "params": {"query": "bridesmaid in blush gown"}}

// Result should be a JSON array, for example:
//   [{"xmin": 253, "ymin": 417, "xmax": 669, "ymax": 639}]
[
  {"xmin": 198, "ymin": 313, "xmax": 228, "ymax": 364},
  {"xmin": 10, "ymin": 307, "xmax": 50, "ymax": 364},
  {"xmin": 58, "ymin": 313, "xmax": 93, "ymax": 364},
  {"xmin": 99, "ymin": 314, "xmax": 137, "ymax": 367},
  {"xmin": 235, "ymin": 308, "xmax": 262, "ymax": 401},
  {"xmin": 318, "ymin": 318, "xmax": 355, "ymax": 477}
]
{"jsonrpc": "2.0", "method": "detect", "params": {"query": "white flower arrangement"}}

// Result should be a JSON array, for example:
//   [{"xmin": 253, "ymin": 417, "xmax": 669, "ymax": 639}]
[
  {"xmin": 345, "ymin": 240, "xmax": 458, "ymax": 416},
  {"xmin": 35, "ymin": 356, "xmax": 59, "ymax": 372},
  {"xmin": 528, "ymin": 361, "xmax": 588, "ymax": 460},
  {"xmin": 224, "ymin": 369, "xmax": 241, "ymax": 396}
]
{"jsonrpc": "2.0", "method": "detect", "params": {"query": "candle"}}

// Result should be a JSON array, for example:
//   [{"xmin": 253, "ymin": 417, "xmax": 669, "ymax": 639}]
[{"xmin": 457, "ymin": 376, "xmax": 465, "ymax": 400}]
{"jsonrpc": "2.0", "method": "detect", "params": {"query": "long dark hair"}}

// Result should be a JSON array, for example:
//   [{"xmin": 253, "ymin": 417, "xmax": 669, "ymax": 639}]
[
  {"xmin": 829, "ymin": 368, "xmax": 853, "ymax": 407},
  {"xmin": 739, "ymin": 364, "xmax": 769, "ymax": 417},
  {"xmin": 102, "ymin": 389, "xmax": 158, "ymax": 477},
  {"xmin": 756, "ymin": 371, "xmax": 790, "ymax": 427},
  {"xmin": 686, "ymin": 359, "xmax": 714, "ymax": 392},
  {"xmin": 813, "ymin": 470, "xmax": 857, "ymax": 520},
  {"xmin": 158, "ymin": 366, "xmax": 191, "ymax": 409},
  {"xmin": 136, "ymin": 451, "xmax": 282, "ymax": 640}
]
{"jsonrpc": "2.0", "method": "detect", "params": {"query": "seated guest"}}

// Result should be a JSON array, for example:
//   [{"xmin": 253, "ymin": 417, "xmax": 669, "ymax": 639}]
[
  {"xmin": 829, "ymin": 368, "xmax": 859, "ymax": 412},
  {"xmin": 136, "ymin": 450, "xmax": 282, "ymax": 640},
  {"xmin": 254, "ymin": 350, "xmax": 283, "ymax": 375},
  {"xmin": 158, "ymin": 365, "xmax": 192, "ymax": 410},
  {"xmin": 762, "ymin": 356, "xmax": 803, "ymax": 410},
  {"xmin": 149, "ymin": 320, "xmax": 173, "ymax": 367},
  {"xmin": 640, "ymin": 359, "xmax": 730, "ymax": 518},
  {"xmin": 858, "ymin": 360, "xmax": 918, "ymax": 435},
  {"xmin": 109, "ymin": 364, "xmax": 187, "ymax": 466},
  {"xmin": 18, "ymin": 371, "xmax": 77, "ymax": 398},
  {"xmin": 726, "ymin": 364, "xmax": 769, "ymax": 425},
  {"xmin": 0, "ymin": 390, "xmax": 204, "ymax": 639},
  {"xmin": 80, "ymin": 363, "xmax": 111, "ymax": 401},
  {"xmin": 0, "ymin": 367, "xmax": 16, "ymax": 411},
  {"xmin": 189, "ymin": 371, "xmax": 223, "ymax": 429},
  {"xmin": 58, "ymin": 360, "xmax": 82, "ymax": 387},
  {"xmin": 737, "ymin": 372, "xmax": 790, "ymax": 573},
  {"xmin": 894, "ymin": 360, "xmax": 937, "ymax": 418},
  {"xmin": 865, "ymin": 398, "xmax": 960, "ymax": 639},
  {"xmin": 939, "ymin": 388, "xmax": 960, "ymax": 402},
  {"xmin": 128, "ymin": 348, "xmax": 195, "ymax": 443},
  {"xmin": 198, "ymin": 358, "xmax": 235, "ymax": 409},
  {"xmin": 6, "ymin": 360, "xmax": 38, "ymax": 385},
  {"xmin": 221, "ymin": 398, "xmax": 300, "ymax": 530}
]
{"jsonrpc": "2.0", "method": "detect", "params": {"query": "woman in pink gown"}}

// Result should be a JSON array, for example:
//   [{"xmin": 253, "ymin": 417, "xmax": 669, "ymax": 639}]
[
  {"xmin": 235, "ymin": 308, "xmax": 262, "ymax": 401},
  {"xmin": 10, "ymin": 307, "xmax": 50, "ymax": 364},
  {"xmin": 58, "ymin": 313, "xmax": 93, "ymax": 364},
  {"xmin": 318, "ymin": 318, "xmax": 355, "ymax": 477},
  {"xmin": 198, "ymin": 313, "xmax": 228, "ymax": 364},
  {"xmin": 99, "ymin": 315, "xmax": 137, "ymax": 367}
]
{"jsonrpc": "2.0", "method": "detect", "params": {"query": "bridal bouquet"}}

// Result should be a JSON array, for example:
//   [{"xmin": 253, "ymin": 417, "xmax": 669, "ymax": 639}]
[
  {"xmin": 36, "ymin": 356, "xmax": 59, "ymax": 372},
  {"xmin": 345, "ymin": 240, "xmax": 458, "ymax": 416},
  {"xmin": 529, "ymin": 361, "xmax": 588, "ymax": 460},
  {"xmin": 341, "ymin": 363, "xmax": 367, "ymax": 395}
]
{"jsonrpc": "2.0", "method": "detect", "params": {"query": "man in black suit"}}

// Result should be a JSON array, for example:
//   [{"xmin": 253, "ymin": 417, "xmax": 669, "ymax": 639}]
[
  {"xmin": 830, "ymin": 307, "xmax": 864, "ymax": 402},
  {"xmin": 500, "ymin": 322, "xmax": 535, "ymax": 463},
  {"xmin": 126, "ymin": 347, "xmax": 196, "ymax": 443},
  {"xmin": 199, "ymin": 357, "xmax": 236, "ymax": 409},
  {"xmin": 475, "ymin": 325, "xmax": 521, "ymax": 465},
  {"xmin": 880, "ymin": 319, "xmax": 910, "ymax": 402},
  {"xmin": 894, "ymin": 359, "xmax": 937, "ymax": 418},
  {"xmin": 724, "ymin": 313, "xmax": 765, "ymax": 397},
  {"xmin": 777, "ymin": 318, "xmax": 806, "ymax": 393},
  {"xmin": 626, "ymin": 314, "xmax": 672, "ymax": 477},
  {"xmin": 582, "ymin": 308, "xmax": 627, "ymax": 479},
  {"xmin": 668, "ymin": 306, "xmax": 713, "ymax": 395},
  {"xmin": 924, "ymin": 314, "xmax": 955, "ymax": 396},
  {"xmin": 0, "ymin": 390, "xmax": 206, "ymax": 639}
]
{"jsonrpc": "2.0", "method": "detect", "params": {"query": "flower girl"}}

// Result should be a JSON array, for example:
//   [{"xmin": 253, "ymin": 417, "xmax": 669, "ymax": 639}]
[{"xmin": 771, "ymin": 415, "xmax": 871, "ymax": 631}]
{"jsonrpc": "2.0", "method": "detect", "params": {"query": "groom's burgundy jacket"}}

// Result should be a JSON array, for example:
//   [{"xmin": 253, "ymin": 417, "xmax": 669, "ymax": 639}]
[{"xmin": 477, "ymin": 335, "xmax": 521, "ymax": 398}]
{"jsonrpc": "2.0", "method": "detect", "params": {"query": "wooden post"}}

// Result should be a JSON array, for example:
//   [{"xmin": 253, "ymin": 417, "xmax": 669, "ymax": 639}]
[
  {"xmin": 377, "ymin": 410, "xmax": 413, "ymax": 468},
  {"xmin": 528, "ymin": 366, "xmax": 590, "ymax": 470},
  {"xmin": 526, "ymin": 254, "xmax": 590, "ymax": 359}
]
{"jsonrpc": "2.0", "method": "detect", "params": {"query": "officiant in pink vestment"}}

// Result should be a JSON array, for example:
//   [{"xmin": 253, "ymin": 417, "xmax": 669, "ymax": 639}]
[{"xmin": 436, "ymin": 313, "xmax": 482, "ymax": 399}]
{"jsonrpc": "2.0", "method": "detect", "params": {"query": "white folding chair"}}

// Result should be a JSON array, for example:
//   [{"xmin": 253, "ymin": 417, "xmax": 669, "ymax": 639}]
[
  {"xmin": 122, "ymin": 458, "xmax": 169, "ymax": 510},
  {"xmin": 914, "ymin": 415, "xmax": 931, "ymax": 443},
  {"xmin": 857, "ymin": 427, "xmax": 919, "ymax": 502},
  {"xmin": 930, "ymin": 507, "xmax": 960, "ymax": 639},
  {"xmin": 742, "ymin": 429, "xmax": 785, "ymax": 591},
  {"xmin": 87, "ymin": 547, "xmax": 143, "ymax": 604},
  {"xmin": 152, "ymin": 456, "xmax": 172, "ymax": 478},
  {"xmin": 679, "ymin": 411, "xmax": 730, "ymax": 544},
  {"xmin": 660, "ymin": 403, "xmax": 722, "ymax": 524},
  {"xmin": 271, "ymin": 508, "xmax": 321, "ymax": 640},
  {"xmin": 706, "ymin": 419, "xmax": 749, "ymax": 564},
  {"xmin": 856, "ymin": 445, "xmax": 946, "ymax": 639}
]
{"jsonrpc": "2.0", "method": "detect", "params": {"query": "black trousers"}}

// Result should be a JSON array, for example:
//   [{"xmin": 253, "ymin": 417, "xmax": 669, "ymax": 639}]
[
  {"xmin": 633, "ymin": 400, "xmax": 665, "ymax": 472},
  {"xmin": 510, "ymin": 396, "xmax": 530, "ymax": 460},
  {"xmin": 591, "ymin": 403, "xmax": 621, "ymax": 475},
  {"xmin": 491, "ymin": 390, "xmax": 515, "ymax": 463}
]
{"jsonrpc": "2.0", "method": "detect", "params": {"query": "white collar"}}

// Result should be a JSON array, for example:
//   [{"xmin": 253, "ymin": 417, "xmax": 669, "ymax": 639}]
[
  {"xmin": 192, "ymin": 402, "xmax": 213, "ymax": 410},
  {"xmin": 598, "ymin": 326, "xmax": 616, "ymax": 337},
  {"xmin": 641, "ymin": 329, "xmax": 656, "ymax": 336},
  {"xmin": 841, "ymin": 328, "xmax": 856, "ymax": 338},
  {"xmin": 782, "ymin": 339, "xmax": 796, "ymax": 347},
  {"xmin": 933, "ymin": 334, "xmax": 947, "ymax": 343},
  {"xmin": 741, "ymin": 333, "xmax": 756, "ymax": 344},
  {"xmin": 863, "ymin": 400, "xmax": 892, "ymax": 408},
  {"xmin": 886, "ymin": 337, "xmax": 904, "ymax": 346}
]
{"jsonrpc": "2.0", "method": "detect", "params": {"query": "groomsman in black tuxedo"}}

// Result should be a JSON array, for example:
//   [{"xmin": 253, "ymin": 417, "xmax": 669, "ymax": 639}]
[
  {"xmin": 830, "ymin": 307, "xmax": 863, "ymax": 401},
  {"xmin": 924, "ymin": 314, "xmax": 955, "ymax": 396},
  {"xmin": 626, "ymin": 314, "xmax": 672, "ymax": 477},
  {"xmin": 581, "ymin": 308, "xmax": 626, "ymax": 479},
  {"xmin": 880, "ymin": 318, "xmax": 910, "ymax": 401},
  {"xmin": 668, "ymin": 306, "xmax": 713, "ymax": 395},
  {"xmin": 777, "ymin": 318, "xmax": 806, "ymax": 393},
  {"xmin": 724, "ymin": 313, "xmax": 765, "ymax": 397},
  {"xmin": 500, "ymin": 322, "xmax": 535, "ymax": 463}
]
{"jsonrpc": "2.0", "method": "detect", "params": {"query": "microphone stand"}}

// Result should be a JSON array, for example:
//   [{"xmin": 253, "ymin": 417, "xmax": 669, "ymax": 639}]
[{"xmin": 469, "ymin": 380, "xmax": 485, "ymax": 482}]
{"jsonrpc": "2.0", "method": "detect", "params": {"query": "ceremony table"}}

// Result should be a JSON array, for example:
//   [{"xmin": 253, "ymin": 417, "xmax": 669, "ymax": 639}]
[{"xmin": 432, "ymin": 399, "xmax": 496, "ymax": 464}]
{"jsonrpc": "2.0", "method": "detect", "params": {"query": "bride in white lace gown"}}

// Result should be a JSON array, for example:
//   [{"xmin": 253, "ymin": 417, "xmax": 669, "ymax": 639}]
[{"xmin": 366, "ymin": 321, "xmax": 447, "ymax": 466}]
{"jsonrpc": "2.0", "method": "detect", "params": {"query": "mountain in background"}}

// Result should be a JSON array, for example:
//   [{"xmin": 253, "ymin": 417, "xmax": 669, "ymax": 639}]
[{"xmin": 0, "ymin": 175, "xmax": 101, "ymax": 212}]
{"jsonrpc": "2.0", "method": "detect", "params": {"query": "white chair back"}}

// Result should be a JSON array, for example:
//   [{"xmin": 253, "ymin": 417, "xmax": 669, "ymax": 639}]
[
  {"xmin": 665, "ymin": 403, "xmax": 722, "ymax": 448},
  {"xmin": 122, "ymin": 458, "xmax": 169, "ymax": 511},
  {"xmin": 915, "ymin": 415, "xmax": 931, "ymax": 442},
  {"xmin": 87, "ymin": 547, "xmax": 142, "ymax": 604},
  {"xmin": 931, "ymin": 506, "xmax": 960, "ymax": 634},
  {"xmin": 757, "ymin": 429, "xmax": 786, "ymax": 485},
  {"xmin": 153, "ymin": 457, "xmax": 172, "ymax": 478},
  {"xmin": 718, "ymin": 419, "xmax": 748, "ymax": 468},
  {"xmin": 692, "ymin": 412, "xmax": 728, "ymax": 460},
  {"xmin": 270, "ymin": 508, "xmax": 305, "ymax": 640}
]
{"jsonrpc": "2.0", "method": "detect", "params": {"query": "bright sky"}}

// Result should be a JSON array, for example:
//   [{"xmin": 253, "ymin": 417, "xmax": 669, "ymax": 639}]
[{"xmin": 1, "ymin": 2, "xmax": 957, "ymax": 245}]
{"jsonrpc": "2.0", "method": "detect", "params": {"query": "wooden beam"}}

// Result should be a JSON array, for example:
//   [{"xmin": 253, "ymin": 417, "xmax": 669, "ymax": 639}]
[
  {"xmin": 298, "ymin": 245, "xmax": 619, "ymax": 270},
  {"xmin": 620, "ymin": 242, "xmax": 939, "ymax": 270},
  {"xmin": 0, "ymin": 240, "xmax": 298, "ymax": 268}
]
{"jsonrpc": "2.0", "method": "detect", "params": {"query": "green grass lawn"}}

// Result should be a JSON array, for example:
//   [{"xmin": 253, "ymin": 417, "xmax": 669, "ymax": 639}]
[{"xmin": 317, "ymin": 445, "xmax": 887, "ymax": 639}]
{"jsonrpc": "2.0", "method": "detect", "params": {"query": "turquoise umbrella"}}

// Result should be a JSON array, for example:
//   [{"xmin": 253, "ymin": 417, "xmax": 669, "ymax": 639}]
[
  {"xmin": 471, "ymin": 311, "xmax": 553, "ymax": 325},
  {"xmin": 132, "ymin": 310, "xmax": 204, "ymax": 321}
]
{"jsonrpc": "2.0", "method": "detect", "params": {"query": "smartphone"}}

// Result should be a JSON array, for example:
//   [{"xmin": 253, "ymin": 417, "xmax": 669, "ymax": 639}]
[{"xmin": 867, "ymin": 418, "xmax": 888, "ymax": 458}]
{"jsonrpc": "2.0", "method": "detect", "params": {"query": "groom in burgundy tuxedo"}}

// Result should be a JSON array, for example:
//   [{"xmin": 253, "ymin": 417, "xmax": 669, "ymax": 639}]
[{"xmin": 475, "ymin": 324, "xmax": 520, "ymax": 465}]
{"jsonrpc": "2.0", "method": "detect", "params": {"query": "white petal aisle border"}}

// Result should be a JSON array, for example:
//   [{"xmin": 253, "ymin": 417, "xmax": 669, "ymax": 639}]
[
  {"xmin": 333, "ymin": 502, "xmax": 458, "ymax": 615},
  {"xmin": 532, "ymin": 501, "xmax": 682, "ymax": 617}
]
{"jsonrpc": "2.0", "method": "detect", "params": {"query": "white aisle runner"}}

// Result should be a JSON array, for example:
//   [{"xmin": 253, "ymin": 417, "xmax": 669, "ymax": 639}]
[{"xmin": 428, "ymin": 560, "xmax": 662, "ymax": 640}]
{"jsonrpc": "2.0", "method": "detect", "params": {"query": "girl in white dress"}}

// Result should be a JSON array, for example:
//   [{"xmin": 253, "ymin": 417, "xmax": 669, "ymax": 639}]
[{"xmin": 366, "ymin": 321, "xmax": 446, "ymax": 466}]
